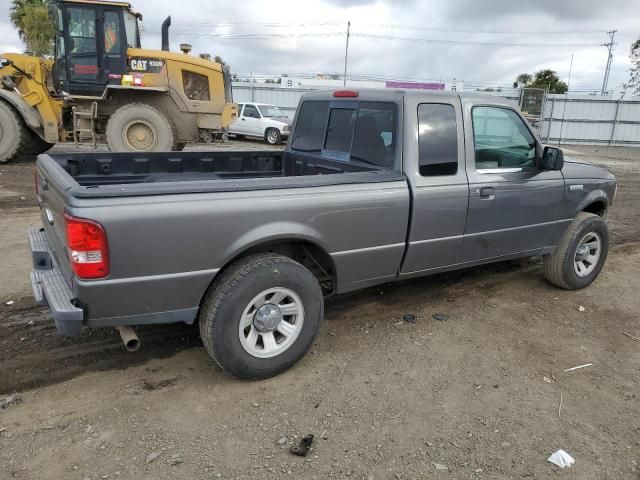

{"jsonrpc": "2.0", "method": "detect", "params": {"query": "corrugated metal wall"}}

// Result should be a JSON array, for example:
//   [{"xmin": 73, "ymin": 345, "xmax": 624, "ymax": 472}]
[
  {"xmin": 232, "ymin": 84, "xmax": 640, "ymax": 146},
  {"xmin": 541, "ymin": 95, "xmax": 640, "ymax": 146}
]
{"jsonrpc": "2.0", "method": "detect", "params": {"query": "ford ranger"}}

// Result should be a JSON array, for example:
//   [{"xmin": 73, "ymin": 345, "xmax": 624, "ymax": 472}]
[{"xmin": 29, "ymin": 89, "xmax": 617, "ymax": 378}]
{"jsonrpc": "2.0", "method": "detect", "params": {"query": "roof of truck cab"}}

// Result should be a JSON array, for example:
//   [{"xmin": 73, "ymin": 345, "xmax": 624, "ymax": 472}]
[
  {"xmin": 300, "ymin": 88, "xmax": 515, "ymax": 107},
  {"xmin": 239, "ymin": 103, "xmax": 278, "ymax": 106},
  {"xmin": 59, "ymin": 0, "xmax": 132, "ymax": 8}
]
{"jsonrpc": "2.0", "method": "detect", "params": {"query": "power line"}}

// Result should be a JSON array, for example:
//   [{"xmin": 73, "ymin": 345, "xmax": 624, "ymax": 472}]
[
  {"xmin": 143, "ymin": 21, "xmax": 341, "ymax": 28},
  {"xmin": 357, "ymin": 23, "xmax": 606, "ymax": 35},
  {"xmin": 144, "ymin": 31, "xmax": 344, "ymax": 39},
  {"xmin": 351, "ymin": 33, "xmax": 601, "ymax": 48}
]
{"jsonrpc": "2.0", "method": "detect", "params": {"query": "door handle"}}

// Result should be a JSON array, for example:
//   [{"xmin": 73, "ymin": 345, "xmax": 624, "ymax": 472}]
[
  {"xmin": 241, "ymin": 118, "xmax": 245, "ymax": 121},
  {"xmin": 479, "ymin": 187, "xmax": 495, "ymax": 200}
]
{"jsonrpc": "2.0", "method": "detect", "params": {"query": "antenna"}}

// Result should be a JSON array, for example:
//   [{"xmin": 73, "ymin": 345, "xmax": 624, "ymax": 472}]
[{"xmin": 343, "ymin": 21, "xmax": 351, "ymax": 87}]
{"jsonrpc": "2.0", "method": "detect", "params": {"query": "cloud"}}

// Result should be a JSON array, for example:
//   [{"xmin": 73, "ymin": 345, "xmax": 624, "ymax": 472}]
[{"xmin": 0, "ymin": 0, "xmax": 637, "ymax": 91}]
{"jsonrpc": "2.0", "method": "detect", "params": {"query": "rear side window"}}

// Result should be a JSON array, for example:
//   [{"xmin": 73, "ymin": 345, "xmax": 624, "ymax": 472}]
[
  {"xmin": 291, "ymin": 101, "xmax": 330, "ymax": 152},
  {"xmin": 417, "ymin": 103, "xmax": 458, "ymax": 176}
]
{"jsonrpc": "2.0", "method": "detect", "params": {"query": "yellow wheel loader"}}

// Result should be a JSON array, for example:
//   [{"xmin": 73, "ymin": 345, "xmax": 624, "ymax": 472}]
[{"xmin": 0, "ymin": 0, "xmax": 237, "ymax": 163}]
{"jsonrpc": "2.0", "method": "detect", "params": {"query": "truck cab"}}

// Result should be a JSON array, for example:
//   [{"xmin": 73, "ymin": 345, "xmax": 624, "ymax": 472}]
[{"xmin": 51, "ymin": 0, "xmax": 140, "ymax": 96}]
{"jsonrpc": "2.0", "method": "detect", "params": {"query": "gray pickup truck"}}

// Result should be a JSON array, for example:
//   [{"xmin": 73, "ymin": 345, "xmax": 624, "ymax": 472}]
[{"xmin": 29, "ymin": 89, "xmax": 616, "ymax": 378}]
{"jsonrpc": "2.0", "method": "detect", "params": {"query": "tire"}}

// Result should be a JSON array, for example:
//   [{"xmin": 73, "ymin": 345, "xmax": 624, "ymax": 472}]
[
  {"xmin": 23, "ymin": 130, "xmax": 54, "ymax": 156},
  {"xmin": 199, "ymin": 253, "xmax": 324, "ymax": 379},
  {"xmin": 544, "ymin": 212, "xmax": 609, "ymax": 290},
  {"xmin": 264, "ymin": 127, "xmax": 282, "ymax": 145},
  {"xmin": 106, "ymin": 103, "xmax": 177, "ymax": 152},
  {"xmin": 0, "ymin": 100, "xmax": 29, "ymax": 163}
]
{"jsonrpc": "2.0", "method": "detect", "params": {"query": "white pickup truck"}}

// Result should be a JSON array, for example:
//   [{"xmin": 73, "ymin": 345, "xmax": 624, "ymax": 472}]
[{"xmin": 228, "ymin": 103, "xmax": 291, "ymax": 145}]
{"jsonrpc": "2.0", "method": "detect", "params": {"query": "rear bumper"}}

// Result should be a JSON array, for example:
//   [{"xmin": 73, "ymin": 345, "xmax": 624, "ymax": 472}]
[{"xmin": 28, "ymin": 227, "xmax": 85, "ymax": 336}]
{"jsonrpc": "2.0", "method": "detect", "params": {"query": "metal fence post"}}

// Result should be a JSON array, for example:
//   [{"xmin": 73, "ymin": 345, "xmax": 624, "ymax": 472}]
[
  {"xmin": 546, "ymin": 98, "xmax": 555, "ymax": 143},
  {"xmin": 609, "ymin": 99, "xmax": 621, "ymax": 146}
]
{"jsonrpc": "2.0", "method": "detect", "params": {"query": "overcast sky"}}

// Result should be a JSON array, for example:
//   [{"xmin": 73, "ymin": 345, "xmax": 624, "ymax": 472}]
[{"xmin": 1, "ymin": 0, "xmax": 638, "ymax": 92}]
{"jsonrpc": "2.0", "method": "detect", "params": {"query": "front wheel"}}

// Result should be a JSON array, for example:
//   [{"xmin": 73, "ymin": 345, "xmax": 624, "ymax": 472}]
[
  {"xmin": 199, "ymin": 254, "xmax": 324, "ymax": 379},
  {"xmin": 264, "ymin": 127, "xmax": 282, "ymax": 145},
  {"xmin": 544, "ymin": 212, "xmax": 609, "ymax": 290},
  {"xmin": 106, "ymin": 103, "xmax": 177, "ymax": 152}
]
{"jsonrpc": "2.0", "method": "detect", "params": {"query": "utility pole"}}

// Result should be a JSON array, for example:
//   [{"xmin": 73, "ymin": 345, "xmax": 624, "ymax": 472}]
[
  {"xmin": 343, "ymin": 21, "xmax": 351, "ymax": 87},
  {"xmin": 600, "ymin": 30, "xmax": 616, "ymax": 96}
]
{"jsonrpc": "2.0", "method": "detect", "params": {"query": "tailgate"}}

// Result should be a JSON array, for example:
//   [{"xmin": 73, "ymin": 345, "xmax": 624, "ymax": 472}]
[{"xmin": 35, "ymin": 155, "xmax": 77, "ymax": 285}]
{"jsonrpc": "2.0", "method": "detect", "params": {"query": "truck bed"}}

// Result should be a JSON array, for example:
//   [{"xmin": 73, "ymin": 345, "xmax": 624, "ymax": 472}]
[{"xmin": 40, "ymin": 150, "xmax": 401, "ymax": 199}]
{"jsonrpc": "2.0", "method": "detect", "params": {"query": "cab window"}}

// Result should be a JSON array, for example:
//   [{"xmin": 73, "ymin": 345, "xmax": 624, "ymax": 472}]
[
  {"xmin": 243, "ymin": 105, "xmax": 260, "ymax": 119},
  {"xmin": 291, "ymin": 100, "xmax": 396, "ymax": 169},
  {"xmin": 123, "ymin": 11, "xmax": 140, "ymax": 48},
  {"xmin": 472, "ymin": 107, "xmax": 536, "ymax": 170},
  {"xmin": 103, "ymin": 11, "xmax": 121, "ymax": 54},
  {"xmin": 68, "ymin": 7, "xmax": 97, "ymax": 55}
]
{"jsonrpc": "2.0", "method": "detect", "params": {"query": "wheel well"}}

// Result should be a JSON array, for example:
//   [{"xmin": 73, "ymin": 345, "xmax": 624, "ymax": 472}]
[
  {"xmin": 224, "ymin": 240, "xmax": 335, "ymax": 295},
  {"xmin": 582, "ymin": 201, "xmax": 607, "ymax": 216}
]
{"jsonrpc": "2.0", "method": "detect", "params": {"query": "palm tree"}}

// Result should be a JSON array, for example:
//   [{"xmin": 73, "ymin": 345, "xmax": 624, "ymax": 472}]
[{"xmin": 10, "ymin": 0, "xmax": 55, "ymax": 56}]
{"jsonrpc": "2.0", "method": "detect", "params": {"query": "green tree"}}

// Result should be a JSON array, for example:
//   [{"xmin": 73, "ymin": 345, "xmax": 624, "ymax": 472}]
[
  {"xmin": 10, "ymin": 0, "xmax": 55, "ymax": 57},
  {"xmin": 514, "ymin": 69, "xmax": 568, "ymax": 94},
  {"xmin": 515, "ymin": 73, "xmax": 532, "ymax": 87},
  {"xmin": 627, "ymin": 39, "xmax": 640, "ymax": 96}
]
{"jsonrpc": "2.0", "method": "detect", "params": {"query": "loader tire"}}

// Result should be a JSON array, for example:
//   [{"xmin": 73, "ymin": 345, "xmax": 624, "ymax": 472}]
[
  {"xmin": 23, "ymin": 129, "xmax": 54, "ymax": 156},
  {"xmin": 0, "ymin": 100, "xmax": 29, "ymax": 163},
  {"xmin": 106, "ymin": 103, "xmax": 177, "ymax": 152}
]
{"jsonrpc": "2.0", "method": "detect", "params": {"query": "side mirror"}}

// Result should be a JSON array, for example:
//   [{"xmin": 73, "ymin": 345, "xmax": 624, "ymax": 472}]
[
  {"xmin": 540, "ymin": 146, "xmax": 564, "ymax": 171},
  {"xmin": 0, "ymin": 57, "xmax": 13, "ymax": 68}
]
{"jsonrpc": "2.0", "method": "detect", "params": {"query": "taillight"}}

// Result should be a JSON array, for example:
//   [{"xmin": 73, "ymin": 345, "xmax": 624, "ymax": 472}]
[
  {"xmin": 333, "ymin": 90, "xmax": 359, "ymax": 98},
  {"xmin": 64, "ymin": 213, "xmax": 109, "ymax": 279}
]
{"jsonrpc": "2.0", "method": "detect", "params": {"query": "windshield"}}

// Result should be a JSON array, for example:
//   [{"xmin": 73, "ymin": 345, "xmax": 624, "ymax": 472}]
[
  {"xmin": 123, "ymin": 11, "xmax": 140, "ymax": 48},
  {"xmin": 259, "ymin": 105, "xmax": 286, "ymax": 118}
]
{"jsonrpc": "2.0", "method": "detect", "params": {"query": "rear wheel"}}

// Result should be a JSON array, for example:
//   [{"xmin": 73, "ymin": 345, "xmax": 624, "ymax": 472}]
[
  {"xmin": 265, "ymin": 127, "xmax": 281, "ymax": 145},
  {"xmin": 199, "ymin": 253, "xmax": 324, "ymax": 379},
  {"xmin": 0, "ymin": 100, "xmax": 29, "ymax": 163},
  {"xmin": 106, "ymin": 103, "xmax": 177, "ymax": 152},
  {"xmin": 544, "ymin": 212, "xmax": 609, "ymax": 289}
]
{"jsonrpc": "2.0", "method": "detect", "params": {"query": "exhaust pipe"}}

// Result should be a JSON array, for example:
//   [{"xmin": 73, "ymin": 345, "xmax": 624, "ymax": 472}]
[
  {"xmin": 117, "ymin": 326, "xmax": 140, "ymax": 352},
  {"xmin": 161, "ymin": 16, "xmax": 171, "ymax": 52}
]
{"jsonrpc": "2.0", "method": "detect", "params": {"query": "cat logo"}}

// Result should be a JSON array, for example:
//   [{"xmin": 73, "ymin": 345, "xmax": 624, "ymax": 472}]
[
  {"xmin": 129, "ymin": 58, "xmax": 165, "ymax": 73},
  {"xmin": 130, "ymin": 59, "xmax": 148, "ymax": 71}
]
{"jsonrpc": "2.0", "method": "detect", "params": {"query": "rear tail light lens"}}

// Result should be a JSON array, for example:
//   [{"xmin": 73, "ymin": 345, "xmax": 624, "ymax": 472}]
[
  {"xmin": 64, "ymin": 213, "xmax": 109, "ymax": 279},
  {"xmin": 333, "ymin": 90, "xmax": 359, "ymax": 97}
]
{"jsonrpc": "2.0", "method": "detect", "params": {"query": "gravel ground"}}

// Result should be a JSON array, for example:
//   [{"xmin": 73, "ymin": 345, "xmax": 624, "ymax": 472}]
[{"xmin": 0, "ymin": 143, "xmax": 638, "ymax": 480}]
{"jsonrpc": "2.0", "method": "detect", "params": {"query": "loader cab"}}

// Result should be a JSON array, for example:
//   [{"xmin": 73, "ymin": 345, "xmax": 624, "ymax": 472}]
[{"xmin": 52, "ymin": 0, "xmax": 141, "ymax": 96}]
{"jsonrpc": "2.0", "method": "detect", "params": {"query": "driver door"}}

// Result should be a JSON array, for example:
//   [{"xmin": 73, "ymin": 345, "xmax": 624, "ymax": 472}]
[
  {"xmin": 457, "ymin": 103, "xmax": 565, "ymax": 263},
  {"xmin": 241, "ymin": 104, "xmax": 263, "ymax": 136}
]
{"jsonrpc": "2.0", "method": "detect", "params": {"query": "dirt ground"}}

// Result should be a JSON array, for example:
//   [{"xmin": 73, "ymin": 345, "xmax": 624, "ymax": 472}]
[{"xmin": 0, "ymin": 143, "xmax": 639, "ymax": 480}]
